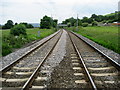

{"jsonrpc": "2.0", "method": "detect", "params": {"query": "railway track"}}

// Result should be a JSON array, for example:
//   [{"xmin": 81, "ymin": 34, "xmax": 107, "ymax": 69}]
[
  {"xmin": 1, "ymin": 30, "xmax": 63, "ymax": 89},
  {"xmin": 0, "ymin": 29, "xmax": 119, "ymax": 89},
  {"xmin": 68, "ymin": 30, "xmax": 120, "ymax": 89}
]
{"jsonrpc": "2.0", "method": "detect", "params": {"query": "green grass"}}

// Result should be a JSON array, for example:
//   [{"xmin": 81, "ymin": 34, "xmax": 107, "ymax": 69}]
[
  {"xmin": 1, "ymin": 28, "xmax": 55, "ymax": 37},
  {"xmin": 66, "ymin": 26, "xmax": 119, "ymax": 54},
  {"xmin": 25, "ymin": 28, "xmax": 56, "ymax": 40},
  {"xmin": 1, "ymin": 28, "xmax": 56, "ymax": 56}
]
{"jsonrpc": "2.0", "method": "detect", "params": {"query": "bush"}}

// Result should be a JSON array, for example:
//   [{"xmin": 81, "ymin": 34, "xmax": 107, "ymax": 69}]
[
  {"xmin": 92, "ymin": 21, "xmax": 98, "ymax": 26},
  {"xmin": 2, "ymin": 43, "xmax": 12, "ymax": 56},
  {"xmin": 2, "ymin": 35, "xmax": 30, "ymax": 56},
  {"xmin": 82, "ymin": 23, "xmax": 88, "ymax": 27},
  {"xmin": 10, "ymin": 24, "xmax": 27, "ymax": 36}
]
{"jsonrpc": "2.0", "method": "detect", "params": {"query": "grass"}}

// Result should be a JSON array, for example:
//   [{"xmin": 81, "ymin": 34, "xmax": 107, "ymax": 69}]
[
  {"xmin": 66, "ymin": 26, "xmax": 119, "ymax": 54},
  {"xmin": 1, "ymin": 28, "xmax": 56, "ymax": 56}
]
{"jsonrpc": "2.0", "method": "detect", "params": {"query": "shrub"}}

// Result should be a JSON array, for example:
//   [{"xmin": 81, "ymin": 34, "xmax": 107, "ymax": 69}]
[
  {"xmin": 92, "ymin": 21, "xmax": 98, "ymax": 26},
  {"xmin": 10, "ymin": 24, "xmax": 27, "ymax": 36},
  {"xmin": 82, "ymin": 23, "xmax": 88, "ymax": 27},
  {"xmin": 2, "ymin": 43, "xmax": 12, "ymax": 56}
]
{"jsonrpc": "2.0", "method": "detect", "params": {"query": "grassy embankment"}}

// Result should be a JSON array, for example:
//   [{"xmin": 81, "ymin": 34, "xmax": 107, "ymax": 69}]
[
  {"xmin": 0, "ymin": 28, "xmax": 56, "ymax": 56},
  {"xmin": 66, "ymin": 26, "xmax": 119, "ymax": 54}
]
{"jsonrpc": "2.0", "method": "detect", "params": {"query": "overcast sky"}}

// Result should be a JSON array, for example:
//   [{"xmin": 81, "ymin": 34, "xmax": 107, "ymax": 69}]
[{"xmin": 0, "ymin": 0, "xmax": 119, "ymax": 24}]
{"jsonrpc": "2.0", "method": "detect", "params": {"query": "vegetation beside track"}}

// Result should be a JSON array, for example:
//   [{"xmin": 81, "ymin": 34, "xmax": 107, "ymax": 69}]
[
  {"xmin": 1, "ymin": 28, "xmax": 56, "ymax": 56},
  {"xmin": 65, "ymin": 26, "xmax": 119, "ymax": 54}
]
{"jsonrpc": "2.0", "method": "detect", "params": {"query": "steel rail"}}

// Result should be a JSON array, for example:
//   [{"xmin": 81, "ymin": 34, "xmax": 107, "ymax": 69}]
[
  {"xmin": 69, "ymin": 30, "xmax": 120, "ymax": 71},
  {"xmin": 22, "ymin": 30, "xmax": 63, "ymax": 90},
  {"xmin": 68, "ymin": 31, "xmax": 97, "ymax": 90},
  {"xmin": 1, "ymin": 30, "xmax": 61, "ymax": 73}
]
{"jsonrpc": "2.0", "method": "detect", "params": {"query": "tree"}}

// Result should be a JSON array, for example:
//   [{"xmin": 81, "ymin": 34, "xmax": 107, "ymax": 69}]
[
  {"xmin": 118, "ymin": 11, "xmax": 120, "ymax": 22},
  {"xmin": 2, "ymin": 20, "xmax": 14, "ymax": 29},
  {"xmin": 82, "ymin": 23, "xmax": 88, "ymax": 27},
  {"xmin": 10, "ymin": 24, "xmax": 26, "ymax": 36},
  {"xmin": 78, "ymin": 19, "xmax": 82, "ymax": 26},
  {"xmin": 91, "ymin": 14, "xmax": 98, "ymax": 19},
  {"xmin": 92, "ymin": 21, "xmax": 98, "ymax": 26},
  {"xmin": 20, "ymin": 22, "xmax": 34, "ymax": 28},
  {"xmin": 15, "ymin": 23, "xmax": 18, "ymax": 25},
  {"xmin": 40, "ymin": 15, "xmax": 53, "ymax": 29},
  {"xmin": 27, "ymin": 24, "xmax": 34, "ymax": 28},
  {"xmin": 62, "ymin": 17, "xmax": 76, "ymax": 26},
  {"xmin": 81, "ymin": 17, "xmax": 89, "ymax": 23},
  {"xmin": 67, "ymin": 22, "xmax": 71, "ymax": 27},
  {"xmin": 87, "ymin": 18, "xmax": 93, "ymax": 23},
  {"xmin": 53, "ymin": 19, "xmax": 58, "ymax": 28},
  {"xmin": 69, "ymin": 17, "xmax": 77, "ymax": 26}
]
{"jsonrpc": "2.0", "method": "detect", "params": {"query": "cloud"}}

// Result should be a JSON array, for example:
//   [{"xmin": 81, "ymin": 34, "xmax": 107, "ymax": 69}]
[{"xmin": 0, "ymin": 0, "xmax": 119, "ymax": 24}]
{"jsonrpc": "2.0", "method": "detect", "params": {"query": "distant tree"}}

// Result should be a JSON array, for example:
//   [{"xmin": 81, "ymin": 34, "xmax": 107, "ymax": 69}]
[
  {"xmin": 92, "ymin": 21, "xmax": 98, "ymax": 26},
  {"xmin": 62, "ymin": 17, "xmax": 76, "ymax": 26},
  {"xmin": 2, "ymin": 20, "xmax": 14, "ymax": 29},
  {"xmin": 10, "ymin": 24, "xmax": 26, "ymax": 36},
  {"xmin": 20, "ymin": 22, "xmax": 34, "ymax": 28},
  {"xmin": 78, "ymin": 19, "xmax": 82, "ymax": 26},
  {"xmin": 15, "ymin": 23, "xmax": 18, "ymax": 25},
  {"xmin": 53, "ymin": 19, "xmax": 58, "ymax": 28},
  {"xmin": 91, "ymin": 14, "xmax": 98, "ymax": 19},
  {"xmin": 62, "ymin": 21, "xmax": 66, "ymax": 24},
  {"xmin": 81, "ymin": 17, "xmax": 89, "ymax": 23},
  {"xmin": 67, "ymin": 22, "xmax": 71, "ymax": 27},
  {"xmin": 69, "ymin": 17, "xmax": 76, "ymax": 26},
  {"xmin": 82, "ymin": 23, "xmax": 88, "ymax": 27},
  {"xmin": 40, "ymin": 15, "xmax": 52, "ymax": 29},
  {"xmin": 27, "ymin": 24, "xmax": 34, "ymax": 28},
  {"xmin": 107, "ymin": 20, "xmax": 114, "ymax": 23},
  {"xmin": 118, "ymin": 12, "xmax": 120, "ymax": 22},
  {"xmin": 87, "ymin": 18, "xmax": 94, "ymax": 23},
  {"xmin": 61, "ymin": 11, "xmax": 119, "ymax": 26}
]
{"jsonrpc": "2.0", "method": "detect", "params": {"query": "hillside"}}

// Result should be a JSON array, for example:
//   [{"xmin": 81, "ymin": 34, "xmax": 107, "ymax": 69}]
[{"xmin": 105, "ymin": 11, "xmax": 119, "ymax": 16}]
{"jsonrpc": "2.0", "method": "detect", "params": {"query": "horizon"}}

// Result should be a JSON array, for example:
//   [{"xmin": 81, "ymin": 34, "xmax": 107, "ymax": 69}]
[
  {"xmin": 0, "ymin": 11, "xmax": 119, "ymax": 25},
  {"xmin": 0, "ymin": 0, "xmax": 119, "ymax": 24}
]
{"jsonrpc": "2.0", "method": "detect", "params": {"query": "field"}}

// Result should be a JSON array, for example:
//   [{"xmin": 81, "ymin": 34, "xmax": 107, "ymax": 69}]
[
  {"xmin": 1, "ymin": 28, "xmax": 56, "ymax": 56},
  {"xmin": 1, "ymin": 28, "xmax": 55, "ymax": 37},
  {"xmin": 66, "ymin": 26, "xmax": 119, "ymax": 54}
]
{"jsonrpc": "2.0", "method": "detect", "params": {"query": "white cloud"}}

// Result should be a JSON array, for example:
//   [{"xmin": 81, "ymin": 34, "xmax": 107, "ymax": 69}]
[{"xmin": 0, "ymin": 0, "xmax": 119, "ymax": 24}]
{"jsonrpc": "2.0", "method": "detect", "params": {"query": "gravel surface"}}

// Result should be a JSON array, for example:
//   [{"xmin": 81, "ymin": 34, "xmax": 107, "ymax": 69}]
[
  {"xmin": 71, "ymin": 31, "xmax": 120, "ymax": 64},
  {"xmin": 1, "ymin": 30, "xmax": 60, "ymax": 70}
]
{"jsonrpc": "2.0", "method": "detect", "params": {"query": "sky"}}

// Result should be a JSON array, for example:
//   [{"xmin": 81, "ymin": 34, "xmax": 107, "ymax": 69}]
[{"xmin": 0, "ymin": 0, "xmax": 119, "ymax": 24}]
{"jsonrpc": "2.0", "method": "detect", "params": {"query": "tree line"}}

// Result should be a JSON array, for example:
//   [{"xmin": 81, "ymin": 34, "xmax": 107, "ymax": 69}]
[
  {"xmin": 62, "ymin": 11, "xmax": 120, "ymax": 27},
  {"xmin": 2, "ymin": 20, "xmax": 34, "ymax": 29}
]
